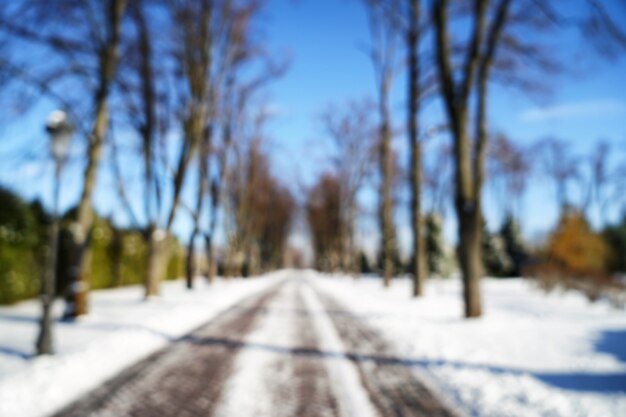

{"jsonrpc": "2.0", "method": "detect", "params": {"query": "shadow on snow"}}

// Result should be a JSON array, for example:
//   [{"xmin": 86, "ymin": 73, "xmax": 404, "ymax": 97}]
[
  {"xmin": 1, "ymin": 306, "xmax": 625, "ymax": 394},
  {"xmin": 181, "ymin": 329, "xmax": 626, "ymax": 394}
]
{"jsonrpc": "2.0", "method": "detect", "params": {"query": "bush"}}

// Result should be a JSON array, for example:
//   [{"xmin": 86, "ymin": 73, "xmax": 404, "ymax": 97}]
[
  {"xmin": 425, "ymin": 213, "xmax": 446, "ymax": 277},
  {"xmin": 546, "ymin": 210, "xmax": 613, "ymax": 274},
  {"xmin": 523, "ymin": 210, "xmax": 623, "ymax": 306},
  {"xmin": 0, "ymin": 188, "xmax": 43, "ymax": 304},
  {"xmin": 500, "ymin": 215, "xmax": 528, "ymax": 276},
  {"xmin": 0, "ymin": 187, "xmax": 185, "ymax": 305},
  {"xmin": 482, "ymin": 220, "xmax": 511, "ymax": 277},
  {"xmin": 603, "ymin": 214, "xmax": 626, "ymax": 274},
  {"xmin": 358, "ymin": 251, "xmax": 372, "ymax": 274},
  {"xmin": 165, "ymin": 237, "xmax": 184, "ymax": 280}
]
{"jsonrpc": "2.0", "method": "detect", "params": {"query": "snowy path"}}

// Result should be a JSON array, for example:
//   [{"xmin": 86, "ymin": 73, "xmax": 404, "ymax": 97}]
[{"xmin": 51, "ymin": 275, "xmax": 456, "ymax": 417}]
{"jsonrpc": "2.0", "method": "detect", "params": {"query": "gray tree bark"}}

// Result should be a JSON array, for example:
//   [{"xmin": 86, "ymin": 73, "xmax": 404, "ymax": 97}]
[
  {"xmin": 65, "ymin": 0, "xmax": 128, "ymax": 318},
  {"xmin": 432, "ymin": 0, "xmax": 510, "ymax": 317},
  {"xmin": 408, "ymin": 0, "xmax": 426, "ymax": 297}
]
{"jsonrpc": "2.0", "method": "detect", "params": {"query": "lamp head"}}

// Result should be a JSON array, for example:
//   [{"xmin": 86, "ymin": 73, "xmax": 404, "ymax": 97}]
[{"xmin": 46, "ymin": 110, "xmax": 73, "ymax": 160}]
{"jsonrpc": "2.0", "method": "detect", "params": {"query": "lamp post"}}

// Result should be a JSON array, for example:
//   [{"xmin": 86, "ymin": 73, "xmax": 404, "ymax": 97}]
[{"xmin": 36, "ymin": 110, "xmax": 73, "ymax": 356}]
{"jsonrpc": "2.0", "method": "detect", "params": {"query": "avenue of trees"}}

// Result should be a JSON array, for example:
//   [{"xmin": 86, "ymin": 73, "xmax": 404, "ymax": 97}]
[
  {"xmin": 0, "ymin": 0, "xmax": 625, "ymax": 353},
  {"xmin": 305, "ymin": 0, "xmax": 626, "ymax": 317},
  {"xmin": 0, "ymin": 0, "xmax": 295, "ymax": 338}
]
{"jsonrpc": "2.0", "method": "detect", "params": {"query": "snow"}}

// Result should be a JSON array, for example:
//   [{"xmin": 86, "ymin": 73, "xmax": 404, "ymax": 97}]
[
  {"xmin": 2, "ymin": 270, "xmax": 624, "ymax": 417},
  {"xmin": 311, "ymin": 272, "xmax": 626, "ymax": 417},
  {"xmin": 0, "ymin": 273, "xmax": 284, "ymax": 417},
  {"xmin": 301, "ymin": 283, "xmax": 378, "ymax": 417},
  {"xmin": 215, "ymin": 278, "xmax": 377, "ymax": 417},
  {"xmin": 214, "ymin": 279, "xmax": 303, "ymax": 417}
]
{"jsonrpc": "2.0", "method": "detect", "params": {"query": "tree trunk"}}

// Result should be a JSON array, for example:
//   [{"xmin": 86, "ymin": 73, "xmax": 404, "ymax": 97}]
[
  {"xmin": 64, "ymin": 0, "xmax": 128, "ymax": 319},
  {"xmin": 432, "ymin": 0, "xmax": 487, "ymax": 317},
  {"xmin": 64, "ymin": 110, "xmax": 104, "ymax": 318},
  {"xmin": 185, "ymin": 229, "xmax": 197, "ymax": 289},
  {"xmin": 144, "ymin": 226, "xmax": 169, "ymax": 298},
  {"xmin": 408, "ymin": 0, "xmax": 425, "ymax": 297},
  {"xmin": 380, "ymin": 116, "xmax": 394, "ymax": 287},
  {"xmin": 204, "ymin": 233, "xmax": 216, "ymax": 283},
  {"xmin": 458, "ymin": 206, "xmax": 482, "ymax": 317}
]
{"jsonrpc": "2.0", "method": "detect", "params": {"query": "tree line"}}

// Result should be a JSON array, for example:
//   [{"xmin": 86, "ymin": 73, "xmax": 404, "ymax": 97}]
[
  {"xmin": 0, "ymin": 0, "xmax": 295, "ymax": 322},
  {"xmin": 0, "ymin": 0, "xmax": 625, "ymax": 332},
  {"xmin": 305, "ymin": 0, "xmax": 626, "ymax": 317}
]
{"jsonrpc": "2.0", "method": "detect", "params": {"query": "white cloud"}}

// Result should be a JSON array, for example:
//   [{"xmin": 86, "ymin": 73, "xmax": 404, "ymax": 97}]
[{"xmin": 520, "ymin": 99, "xmax": 626, "ymax": 122}]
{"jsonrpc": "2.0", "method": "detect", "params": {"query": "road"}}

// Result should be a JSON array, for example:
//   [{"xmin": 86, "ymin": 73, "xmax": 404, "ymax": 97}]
[{"xmin": 53, "ymin": 275, "xmax": 458, "ymax": 417}]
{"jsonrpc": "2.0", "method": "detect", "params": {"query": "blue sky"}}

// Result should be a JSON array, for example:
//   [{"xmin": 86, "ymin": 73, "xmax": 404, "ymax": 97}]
[
  {"xmin": 261, "ymin": 0, "xmax": 626, "ymax": 253},
  {"xmin": 1, "ymin": 0, "xmax": 625, "ymax": 256}
]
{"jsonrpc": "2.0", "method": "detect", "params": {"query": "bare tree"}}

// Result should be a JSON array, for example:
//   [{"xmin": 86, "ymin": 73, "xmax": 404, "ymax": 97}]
[
  {"xmin": 432, "ymin": 0, "xmax": 512, "ymax": 317},
  {"xmin": 199, "ymin": 0, "xmax": 286, "ymax": 282},
  {"xmin": 0, "ymin": 1, "xmax": 129, "ymax": 317},
  {"xmin": 112, "ymin": 0, "xmax": 181, "ymax": 297},
  {"xmin": 424, "ymin": 141, "xmax": 453, "ymax": 217},
  {"xmin": 362, "ymin": 0, "xmax": 402, "ymax": 287},
  {"xmin": 320, "ymin": 100, "xmax": 377, "ymax": 273},
  {"xmin": 534, "ymin": 137, "xmax": 579, "ymax": 212},
  {"xmin": 307, "ymin": 174, "xmax": 344, "ymax": 271},
  {"xmin": 585, "ymin": 141, "xmax": 613, "ymax": 225},
  {"xmin": 113, "ymin": 0, "xmax": 266, "ymax": 294},
  {"xmin": 225, "ymin": 120, "xmax": 295, "ymax": 276},
  {"xmin": 488, "ymin": 133, "xmax": 530, "ymax": 219},
  {"xmin": 404, "ymin": 0, "xmax": 441, "ymax": 296},
  {"xmin": 182, "ymin": 0, "xmax": 243, "ymax": 289}
]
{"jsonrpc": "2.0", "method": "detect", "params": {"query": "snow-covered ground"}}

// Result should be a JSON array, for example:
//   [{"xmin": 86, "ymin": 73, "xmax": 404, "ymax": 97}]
[
  {"xmin": 2, "ymin": 270, "xmax": 625, "ymax": 417},
  {"xmin": 0, "ymin": 273, "xmax": 285, "ymax": 417},
  {"xmin": 312, "ymin": 272, "xmax": 626, "ymax": 417}
]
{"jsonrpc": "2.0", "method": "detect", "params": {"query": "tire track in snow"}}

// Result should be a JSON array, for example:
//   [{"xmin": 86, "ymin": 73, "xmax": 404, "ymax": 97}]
[
  {"xmin": 51, "ymin": 275, "xmax": 459, "ymax": 417},
  {"xmin": 309, "ymin": 279, "xmax": 460, "ymax": 417},
  {"xmin": 213, "ymin": 277, "xmax": 339, "ymax": 417},
  {"xmin": 300, "ymin": 281, "xmax": 379, "ymax": 417},
  {"xmin": 51, "ymin": 280, "xmax": 286, "ymax": 417}
]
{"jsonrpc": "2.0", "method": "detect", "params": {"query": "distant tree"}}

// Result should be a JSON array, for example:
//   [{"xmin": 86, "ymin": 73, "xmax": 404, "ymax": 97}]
[
  {"xmin": 321, "ymin": 101, "xmax": 376, "ymax": 271},
  {"xmin": 203, "ymin": 8, "xmax": 287, "ymax": 281},
  {"xmin": 547, "ymin": 210, "xmax": 613, "ymax": 275},
  {"xmin": 358, "ymin": 251, "xmax": 373, "ymax": 274},
  {"xmin": 423, "ymin": 142, "xmax": 453, "ymax": 220},
  {"xmin": 306, "ymin": 174, "xmax": 343, "ymax": 272},
  {"xmin": 192, "ymin": 0, "xmax": 282, "ymax": 284},
  {"xmin": 535, "ymin": 137, "xmax": 580, "ymax": 213},
  {"xmin": 500, "ymin": 215, "xmax": 527, "ymax": 276},
  {"xmin": 375, "ymin": 236, "xmax": 403, "ymax": 277},
  {"xmin": 582, "ymin": 141, "xmax": 621, "ymax": 227},
  {"xmin": 425, "ymin": 212, "xmax": 446, "ymax": 277},
  {"xmin": 488, "ymin": 133, "xmax": 530, "ymax": 219},
  {"xmin": 167, "ymin": 0, "xmax": 230, "ymax": 290},
  {"xmin": 614, "ymin": 162, "xmax": 626, "ymax": 219},
  {"xmin": 227, "ymin": 133, "xmax": 295, "ymax": 275},
  {"xmin": 481, "ymin": 221, "xmax": 511, "ymax": 278},
  {"xmin": 257, "ymin": 180, "xmax": 296, "ymax": 271},
  {"xmin": 320, "ymin": 100, "xmax": 377, "ymax": 273},
  {"xmin": 245, "ymin": 140, "xmax": 296, "ymax": 271},
  {"xmin": 603, "ymin": 214, "xmax": 626, "ymax": 274}
]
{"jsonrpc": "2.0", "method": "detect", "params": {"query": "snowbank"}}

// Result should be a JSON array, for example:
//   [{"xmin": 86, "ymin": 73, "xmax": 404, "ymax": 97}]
[
  {"xmin": 312, "ymin": 273, "xmax": 626, "ymax": 417},
  {"xmin": 0, "ymin": 273, "xmax": 284, "ymax": 417}
]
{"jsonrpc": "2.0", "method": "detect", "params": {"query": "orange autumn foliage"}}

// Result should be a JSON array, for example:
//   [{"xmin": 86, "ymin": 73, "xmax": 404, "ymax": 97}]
[{"xmin": 546, "ymin": 211, "xmax": 613, "ymax": 274}]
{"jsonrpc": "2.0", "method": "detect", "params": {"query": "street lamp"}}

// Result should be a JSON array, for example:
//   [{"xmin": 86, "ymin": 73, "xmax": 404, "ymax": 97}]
[{"xmin": 35, "ymin": 110, "xmax": 73, "ymax": 356}]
